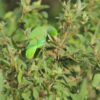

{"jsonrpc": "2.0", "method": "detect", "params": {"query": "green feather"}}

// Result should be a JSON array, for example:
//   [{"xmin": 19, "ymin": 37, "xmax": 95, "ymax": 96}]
[{"xmin": 47, "ymin": 25, "xmax": 58, "ymax": 37}]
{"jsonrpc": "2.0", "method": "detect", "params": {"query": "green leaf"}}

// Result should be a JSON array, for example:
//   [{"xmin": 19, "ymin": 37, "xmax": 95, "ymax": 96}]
[
  {"xmin": 4, "ymin": 12, "xmax": 13, "ymax": 19},
  {"xmin": 17, "ymin": 69, "xmax": 23, "ymax": 84},
  {"xmin": 71, "ymin": 79, "xmax": 88, "ymax": 100},
  {"xmin": 0, "ymin": 0, "xmax": 5, "ymax": 17},
  {"xmin": 0, "ymin": 70, "xmax": 4, "ymax": 92},
  {"xmin": 22, "ymin": 90, "xmax": 31, "ymax": 100},
  {"xmin": 32, "ymin": 87, "xmax": 39, "ymax": 99},
  {"xmin": 79, "ymin": 79, "xmax": 88, "ymax": 100},
  {"xmin": 13, "ymin": 29, "xmax": 26, "ymax": 42},
  {"xmin": 92, "ymin": 74, "xmax": 100, "ymax": 90}
]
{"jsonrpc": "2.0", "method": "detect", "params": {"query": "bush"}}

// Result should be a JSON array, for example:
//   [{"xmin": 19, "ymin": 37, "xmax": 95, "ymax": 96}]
[{"xmin": 0, "ymin": 0, "xmax": 100, "ymax": 100}]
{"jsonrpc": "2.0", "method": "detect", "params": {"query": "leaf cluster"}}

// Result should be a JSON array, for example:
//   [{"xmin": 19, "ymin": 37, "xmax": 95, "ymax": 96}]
[{"xmin": 0, "ymin": 0, "xmax": 100, "ymax": 100}]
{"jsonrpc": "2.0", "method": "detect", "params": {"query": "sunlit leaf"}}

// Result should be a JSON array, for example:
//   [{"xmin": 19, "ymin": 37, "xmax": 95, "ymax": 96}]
[
  {"xmin": 33, "ymin": 87, "xmax": 39, "ymax": 99},
  {"xmin": 17, "ymin": 69, "xmax": 23, "ymax": 84},
  {"xmin": 92, "ymin": 74, "xmax": 100, "ymax": 90}
]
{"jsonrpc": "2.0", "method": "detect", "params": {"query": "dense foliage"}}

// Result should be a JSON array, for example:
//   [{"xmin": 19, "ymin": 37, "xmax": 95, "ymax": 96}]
[{"xmin": 0, "ymin": 0, "xmax": 100, "ymax": 100}]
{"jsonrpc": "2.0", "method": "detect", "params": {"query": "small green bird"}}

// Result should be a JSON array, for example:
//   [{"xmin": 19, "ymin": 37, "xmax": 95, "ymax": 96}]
[{"xmin": 26, "ymin": 25, "xmax": 58, "ymax": 59}]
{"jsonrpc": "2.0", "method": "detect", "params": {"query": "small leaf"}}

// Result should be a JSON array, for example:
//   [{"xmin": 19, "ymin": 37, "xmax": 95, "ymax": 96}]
[
  {"xmin": 22, "ymin": 90, "xmax": 31, "ymax": 100},
  {"xmin": 17, "ymin": 69, "xmax": 23, "ymax": 84},
  {"xmin": 71, "ymin": 79, "xmax": 88, "ymax": 100},
  {"xmin": 92, "ymin": 74, "xmax": 100, "ymax": 90},
  {"xmin": 4, "ymin": 12, "xmax": 13, "ymax": 19},
  {"xmin": 79, "ymin": 79, "xmax": 88, "ymax": 100},
  {"xmin": 0, "ymin": 70, "xmax": 4, "ymax": 92},
  {"xmin": 33, "ymin": 88, "xmax": 39, "ymax": 99}
]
